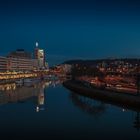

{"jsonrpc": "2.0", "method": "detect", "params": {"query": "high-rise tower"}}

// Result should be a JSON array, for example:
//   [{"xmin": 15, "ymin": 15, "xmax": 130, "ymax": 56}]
[{"xmin": 34, "ymin": 42, "xmax": 45, "ymax": 69}]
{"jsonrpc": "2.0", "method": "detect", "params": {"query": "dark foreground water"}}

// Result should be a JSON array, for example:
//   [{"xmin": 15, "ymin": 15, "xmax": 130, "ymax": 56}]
[{"xmin": 0, "ymin": 81, "xmax": 140, "ymax": 140}]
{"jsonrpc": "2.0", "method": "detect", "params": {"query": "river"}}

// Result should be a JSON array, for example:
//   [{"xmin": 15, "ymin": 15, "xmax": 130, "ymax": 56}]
[{"xmin": 0, "ymin": 81, "xmax": 140, "ymax": 140}]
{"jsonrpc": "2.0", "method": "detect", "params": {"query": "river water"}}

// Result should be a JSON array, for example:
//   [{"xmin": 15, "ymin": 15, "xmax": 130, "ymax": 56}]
[{"xmin": 0, "ymin": 81, "xmax": 140, "ymax": 140}]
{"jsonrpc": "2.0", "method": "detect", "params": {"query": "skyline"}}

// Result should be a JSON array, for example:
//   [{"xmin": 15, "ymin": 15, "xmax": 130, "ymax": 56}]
[
  {"xmin": 1, "ymin": 1, "xmax": 140, "ymax": 138},
  {"xmin": 1, "ymin": 0, "xmax": 140, "ymax": 65}
]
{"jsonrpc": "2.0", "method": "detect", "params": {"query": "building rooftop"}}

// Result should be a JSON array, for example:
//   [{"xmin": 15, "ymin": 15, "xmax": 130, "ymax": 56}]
[{"xmin": 7, "ymin": 49, "xmax": 32, "ymax": 59}]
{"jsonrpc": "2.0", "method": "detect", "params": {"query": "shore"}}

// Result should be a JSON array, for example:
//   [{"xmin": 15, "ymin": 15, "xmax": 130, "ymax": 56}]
[
  {"xmin": 0, "ymin": 70, "xmax": 51, "ymax": 84},
  {"xmin": 63, "ymin": 80, "xmax": 140, "ymax": 111}
]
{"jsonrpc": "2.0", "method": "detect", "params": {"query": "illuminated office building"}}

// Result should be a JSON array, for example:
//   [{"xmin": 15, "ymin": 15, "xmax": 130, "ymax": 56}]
[
  {"xmin": 0, "ymin": 51, "xmax": 38, "ymax": 72},
  {"xmin": 7, "ymin": 57, "xmax": 38, "ymax": 71},
  {"xmin": 0, "ymin": 43, "xmax": 48, "ymax": 72},
  {"xmin": 0, "ymin": 56, "xmax": 8, "ymax": 71},
  {"xmin": 34, "ymin": 42, "xmax": 45, "ymax": 69},
  {"xmin": 7, "ymin": 49, "xmax": 32, "ymax": 59}
]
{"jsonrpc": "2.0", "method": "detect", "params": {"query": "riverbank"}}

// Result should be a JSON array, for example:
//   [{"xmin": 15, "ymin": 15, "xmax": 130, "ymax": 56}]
[
  {"xmin": 63, "ymin": 80, "xmax": 140, "ymax": 111},
  {"xmin": 0, "ymin": 70, "xmax": 53, "ymax": 84}
]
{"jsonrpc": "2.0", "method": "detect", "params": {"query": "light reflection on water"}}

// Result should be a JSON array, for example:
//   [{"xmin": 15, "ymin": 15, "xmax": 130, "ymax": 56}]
[
  {"xmin": 0, "ymin": 80, "xmax": 140, "ymax": 139},
  {"xmin": 70, "ymin": 92, "xmax": 140, "ymax": 131},
  {"xmin": 0, "ymin": 80, "xmax": 60, "ymax": 111}
]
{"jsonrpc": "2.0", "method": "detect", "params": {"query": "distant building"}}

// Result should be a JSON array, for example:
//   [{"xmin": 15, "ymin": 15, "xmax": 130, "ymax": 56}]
[
  {"xmin": 0, "ymin": 56, "xmax": 8, "ymax": 71},
  {"xmin": 0, "ymin": 49, "xmax": 39, "ymax": 72},
  {"xmin": 5, "ymin": 49, "xmax": 38, "ymax": 71},
  {"xmin": 62, "ymin": 64, "xmax": 72, "ymax": 74},
  {"xmin": 7, "ymin": 49, "xmax": 32, "ymax": 59},
  {"xmin": 0, "ymin": 43, "xmax": 48, "ymax": 72},
  {"xmin": 7, "ymin": 57, "xmax": 38, "ymax": 71},
  {"xmin": 34, "ymin": 42, "xmax": 45, "ymax": 69}
]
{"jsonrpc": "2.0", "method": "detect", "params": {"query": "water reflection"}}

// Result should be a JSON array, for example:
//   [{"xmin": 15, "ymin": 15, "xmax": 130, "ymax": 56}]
[
  {"xmin": 0, "ymin": 83, "xmax": 16, "ymax": 91},
  {"xmin": 1, "ymin": 80, "xmax": 140, "ymax": 137},
  {"xmin": 36, "ymin": 82, "xmax": 45, "ymax": 112},
  {"xmin": 133, "ymin": 112, "xmax": 140, "ymax": 131},
  {"xmin": 70, "ymin": 92, "xmax": 106, "ymax": 117},
  {"xmin": 0, "ymin": 79, "xmax": 63, "ymax": 112},
  {"xmin": 70, "ymin": 91, "xmax": 140, "ymax": 131},
  {"xmin": 0, "ymin": 81, "xmax": 49, "ymax": 109}
]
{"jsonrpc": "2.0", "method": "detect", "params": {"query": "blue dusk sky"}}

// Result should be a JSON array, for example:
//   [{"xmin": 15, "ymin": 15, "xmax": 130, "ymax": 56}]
[{"xmin": 0, "ymin": 0, "xmax": 140, "ymax": 65}]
